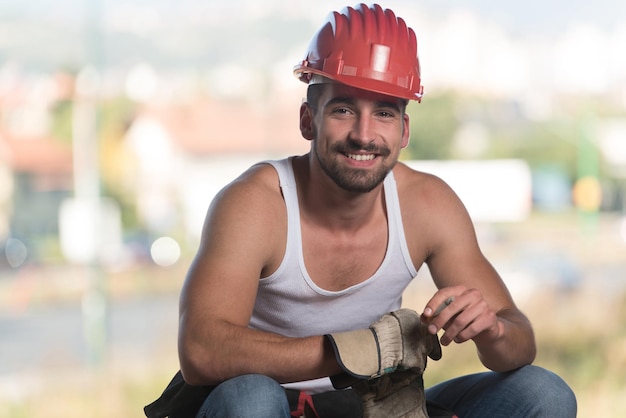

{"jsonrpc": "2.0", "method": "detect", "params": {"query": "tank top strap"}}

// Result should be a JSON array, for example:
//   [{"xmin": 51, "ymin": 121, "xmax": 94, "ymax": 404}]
[
  {"xmin": 383, "ymin": 171, "xmax": 418, "ymax": 277},
  {"xmin": 259, "ymin": 158, "xmax": 301, "ymax": 277}
]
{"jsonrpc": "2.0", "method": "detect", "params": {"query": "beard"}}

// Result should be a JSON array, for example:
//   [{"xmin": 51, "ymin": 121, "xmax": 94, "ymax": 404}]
[{"xmin": 313, "ymin": 141, "xmax": 394, "ymax": 193}]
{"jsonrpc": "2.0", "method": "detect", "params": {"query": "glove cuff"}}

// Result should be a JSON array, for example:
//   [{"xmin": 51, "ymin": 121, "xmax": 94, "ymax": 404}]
[{"xmin": 326, "ymin": 329, "xmax": 380, "ymax": 379}]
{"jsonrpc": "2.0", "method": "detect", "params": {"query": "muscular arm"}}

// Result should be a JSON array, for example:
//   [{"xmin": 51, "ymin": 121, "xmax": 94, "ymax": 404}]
[
  {"xmin": 399, "ymin": 167, "xmax": 536, "ymax": 372},
  {"xmin": 178, "ymin": 165, "xmax": 340, "ymax": 385}
]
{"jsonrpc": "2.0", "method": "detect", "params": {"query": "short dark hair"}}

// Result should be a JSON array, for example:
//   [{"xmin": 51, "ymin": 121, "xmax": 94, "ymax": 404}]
[{"xmin": 306, "ymin": 83, "xmax": 325, "ymax": 112}]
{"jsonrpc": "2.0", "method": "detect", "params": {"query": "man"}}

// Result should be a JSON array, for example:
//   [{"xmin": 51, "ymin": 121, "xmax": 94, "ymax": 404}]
[{"xmin": 176, "ymin": 4, "xmax": 576, "ymax": 417}]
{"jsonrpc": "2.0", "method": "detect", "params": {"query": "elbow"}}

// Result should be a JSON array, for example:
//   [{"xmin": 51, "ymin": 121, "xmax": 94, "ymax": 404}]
[
  {"xmin": 479, "ymin": 339, "xmax": 537, "ymax": 373},
  {"xmin": 524, "ymin": 340, "xmax": 538, "ymax": 367},
  {"xmin": 517, "ymin": 325, "xmax": 538, "ymax": 368},
  {"xmin": 178, "ymin": 340, "xmax": 223, "ymax": 386},
  {"xmin": 479, "ymin": 355, "xmax": 534, "ymax": 373},
  {"xmin": 180, "ymin": 370, "xmax": 215, "ymax": 387},
  {"xmin": 179, "ymin": 359, "xmax": 209, "ymax": 386},
  {"xmin": 475, "ymin": 328, "xmax": 537, "ymax": 372}
]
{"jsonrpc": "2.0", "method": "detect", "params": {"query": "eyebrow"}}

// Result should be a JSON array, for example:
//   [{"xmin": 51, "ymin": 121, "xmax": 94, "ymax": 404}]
[{"xmin": 326, "ymin": 96, "xmax": 402, "ymax": 113}]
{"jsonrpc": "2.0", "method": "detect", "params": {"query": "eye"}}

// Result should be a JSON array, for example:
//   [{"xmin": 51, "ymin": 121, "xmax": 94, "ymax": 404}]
[
  {"xmin": 329, "ymin": 107, "xmax": 354, "ymax": 118},
  {"xmin": 376, "ymin": 109, "xmax": 397, "ymax": 119}
]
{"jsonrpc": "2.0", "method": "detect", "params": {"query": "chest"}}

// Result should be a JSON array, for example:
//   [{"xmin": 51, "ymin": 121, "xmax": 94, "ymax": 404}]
[{"xmin": 301, "ymin": 221, "xmax": 388, "ymax": 291}]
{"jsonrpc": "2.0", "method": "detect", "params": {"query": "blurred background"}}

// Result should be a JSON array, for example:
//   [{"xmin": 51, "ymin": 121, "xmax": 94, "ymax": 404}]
[{"xmin": 0, "ymin": 0, "xmax": 624, "ymax": 416}]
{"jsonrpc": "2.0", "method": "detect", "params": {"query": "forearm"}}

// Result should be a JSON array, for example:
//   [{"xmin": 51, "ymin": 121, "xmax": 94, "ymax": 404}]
[
  {"xmin": 474, "ymin": 308, "xmax": 536, "ymax": 372},
  {"xmin": 179, "ymin": 317, "xmax": 341, "ymax": 386}
]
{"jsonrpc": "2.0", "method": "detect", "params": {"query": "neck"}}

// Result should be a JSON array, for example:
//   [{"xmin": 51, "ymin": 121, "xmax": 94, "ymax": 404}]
[{"xmin": 292, "ymin": 154, "xmax": 386, "ymax": 231}]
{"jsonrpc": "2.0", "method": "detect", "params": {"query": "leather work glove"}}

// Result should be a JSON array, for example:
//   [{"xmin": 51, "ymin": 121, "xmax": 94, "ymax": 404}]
[
  {"xmin": 326, "ymin": 308, "xmax": 442, "ymax": 388},
  {"xmin": 352, "ymin": 369, "xmax": 429, "ymax": 418}
]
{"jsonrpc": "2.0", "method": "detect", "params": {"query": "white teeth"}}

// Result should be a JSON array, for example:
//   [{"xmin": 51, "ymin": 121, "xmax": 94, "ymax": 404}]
[{"xmin": 347, "ymin": 153, "xmax": 375, "ymax": 161}]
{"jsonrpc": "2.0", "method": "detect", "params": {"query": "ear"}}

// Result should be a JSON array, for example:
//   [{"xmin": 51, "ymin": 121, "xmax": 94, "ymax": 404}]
[
  {"xmin": 401, "ymin": 113, "xmax": 410, "ymax": 149},
  {"xmin": 299, "ymin": 102, "xmax": 315, "ymax": 140}
]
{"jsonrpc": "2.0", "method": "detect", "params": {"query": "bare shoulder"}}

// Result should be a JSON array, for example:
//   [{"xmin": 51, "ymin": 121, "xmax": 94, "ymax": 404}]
[
  {"xmin": 393, "ymin": 162, "xmax": 475, "ymax": 261},
  {"xmin": 393, "ymin": 162, "xmax": 463, "ymax": 210},
  {"xmin": 208, "ymin": 162, "xmax": 285, "ymax": 222},
  {"xmin": 197, "ymin": 162, "xmax": 287, "ymax": 272}
]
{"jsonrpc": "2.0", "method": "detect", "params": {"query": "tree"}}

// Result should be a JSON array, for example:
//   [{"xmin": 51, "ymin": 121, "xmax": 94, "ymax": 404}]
[{"xmin": 402, "ymin": 91, "xmax": 459, "ymax": 161}]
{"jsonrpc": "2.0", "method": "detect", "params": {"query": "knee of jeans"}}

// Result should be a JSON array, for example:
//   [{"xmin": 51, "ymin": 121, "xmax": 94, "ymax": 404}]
[
  {"xmin": 517, "ymin": 365, "xmax": 577, "ymax": 416},
  {"xmin": 201, "ymin": 374, "xmax": 290, "ymax": 418},
  {"xmin": 237, "ymin": 374, "xmax": 287, "ymax": 400}
]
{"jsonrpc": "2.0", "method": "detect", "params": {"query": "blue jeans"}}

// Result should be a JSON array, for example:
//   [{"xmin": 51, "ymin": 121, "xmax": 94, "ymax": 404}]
[
  {"xmin": 196, "ymin": 365, "xmax": 576, "ymax": 417},
  {"xmin": 425, "ymin": 365, "xmax": 577, "ymax": 417},
  {"xmin": 196, "ymin": 374, "xmax": 290, "ymax": 418}
]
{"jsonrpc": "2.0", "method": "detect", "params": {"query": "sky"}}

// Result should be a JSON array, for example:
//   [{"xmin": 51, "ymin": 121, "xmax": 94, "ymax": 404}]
[
  {"xmin": 1, "ymin": 0, "xmax": 624, "ymax": 101},
  {"xmin": 414, "ymin": 0, "xmax": 625, "ymax": 35},
  {"xmin": 0, "ymin": 0, "xmax": 624, "ymax": 35}
]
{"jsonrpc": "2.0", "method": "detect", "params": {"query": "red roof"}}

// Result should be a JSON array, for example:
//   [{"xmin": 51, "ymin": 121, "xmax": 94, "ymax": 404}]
[
  {"xmin": 0, "ymin": 132, "xmax": 73, "ymax": 175},
  {"xmin": 139, "ymin": 96, "xmax": 309, "ymax": 155}
]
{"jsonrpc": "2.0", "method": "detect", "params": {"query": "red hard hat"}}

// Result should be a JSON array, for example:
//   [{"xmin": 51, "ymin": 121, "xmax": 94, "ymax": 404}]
[{"xmin": 294, "ymin": 3, "xmax": 423, "ymax": 102}]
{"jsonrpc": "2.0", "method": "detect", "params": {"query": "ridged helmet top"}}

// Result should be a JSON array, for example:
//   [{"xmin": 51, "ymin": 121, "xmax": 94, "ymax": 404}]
[{"xmin": 294, "ymin": 3, "xmax": 423, "ymax": 102}]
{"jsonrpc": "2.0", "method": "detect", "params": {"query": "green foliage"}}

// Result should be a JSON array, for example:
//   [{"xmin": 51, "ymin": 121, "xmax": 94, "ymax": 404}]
[
  {"xmin": 487, "ymin": 120, "xmax": 580, "ymax": 178},
  {"xmin": 51, "ymin": 93, "xmax": 140, "ymax": 231},
  {"xmin": 98, "ymin": 97, "xmax": 136, "ymax": 138},
  {"xmin": 401, "ymin": 91, "xmax": 609, "ymax": 187},
  {"xmin": 97, "ymin": 97, "xmax": 139, "ymax": 230},
  {"xmin": 402, "ymin": 91, "xmax": 458, "ymax": 160},
  {"xmin": 50, "ymin": 99, "xmax": 73, "ymax": 143}
]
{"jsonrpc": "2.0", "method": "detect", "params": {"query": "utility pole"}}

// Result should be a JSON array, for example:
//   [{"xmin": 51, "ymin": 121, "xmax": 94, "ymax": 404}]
[{"xmin": 61, "ymin": 0, "xmax": 110, "ymax": 367}]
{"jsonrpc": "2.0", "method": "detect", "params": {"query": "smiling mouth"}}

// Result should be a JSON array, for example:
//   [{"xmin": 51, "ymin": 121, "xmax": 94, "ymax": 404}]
[{"xmin": 346, "ymin": 153, "xmax": 375, "ymax": 161}]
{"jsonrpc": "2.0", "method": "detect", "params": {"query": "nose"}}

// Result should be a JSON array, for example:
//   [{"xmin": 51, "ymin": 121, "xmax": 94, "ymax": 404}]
[{"xmin": 349, "ymin": 114, "xmax": 375, "ymax": 145}]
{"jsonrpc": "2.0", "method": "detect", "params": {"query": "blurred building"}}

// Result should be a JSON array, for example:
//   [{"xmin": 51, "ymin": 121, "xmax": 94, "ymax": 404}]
[
  {"xmin": 0, "ymin": 68, "xmax": 74, "ymax": 265},
  {"xmin": 123, "ymin": 90, "xmax": 309, "ymax": 243}
]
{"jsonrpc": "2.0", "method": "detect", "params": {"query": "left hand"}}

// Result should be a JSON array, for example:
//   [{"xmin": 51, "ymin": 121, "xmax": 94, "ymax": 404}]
[{"xmin": 420, "ymin": 285, "xmax": 501, "ymax": 346}]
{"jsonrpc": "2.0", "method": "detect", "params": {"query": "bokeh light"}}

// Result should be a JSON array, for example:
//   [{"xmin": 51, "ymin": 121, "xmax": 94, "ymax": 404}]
[{"xmin": 149, "ymin": 236, "xmax": 181, "ymax": 267}]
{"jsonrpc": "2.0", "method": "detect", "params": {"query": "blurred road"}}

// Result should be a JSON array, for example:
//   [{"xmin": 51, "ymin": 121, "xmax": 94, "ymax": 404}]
[{"xmin": 0, "ymin": 292, "xmax": 179, "ymax": 377}]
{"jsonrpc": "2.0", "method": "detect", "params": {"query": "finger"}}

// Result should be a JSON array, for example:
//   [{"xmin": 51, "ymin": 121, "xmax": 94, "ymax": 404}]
[
  {"xmin": 422, "ymin": 290, "xmax": 461, "ymax": 320},
  {"xmin": 440, "ymin": 301, "xmax": 493, "ymax": 345},
  {"xmin": 433, "ymin": 296, "xmax": 455, "ymax": 317},
  {"xmin": 440, "ymin": 310, "xmax": 474, "ymax": 346},
  {"xmin": 453, "ymin": 306, "xmax": 498, "ymax": 344},
  {"xmin": 425, "ymin": 300, "xmax": 462, "ymax": 336}
]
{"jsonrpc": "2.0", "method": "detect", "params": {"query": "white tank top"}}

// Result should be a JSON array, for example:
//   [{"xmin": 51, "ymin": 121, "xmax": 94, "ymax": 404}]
[{"xmin": 250, "ymin": 157, "xmax": 418, "ymax": 393}]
